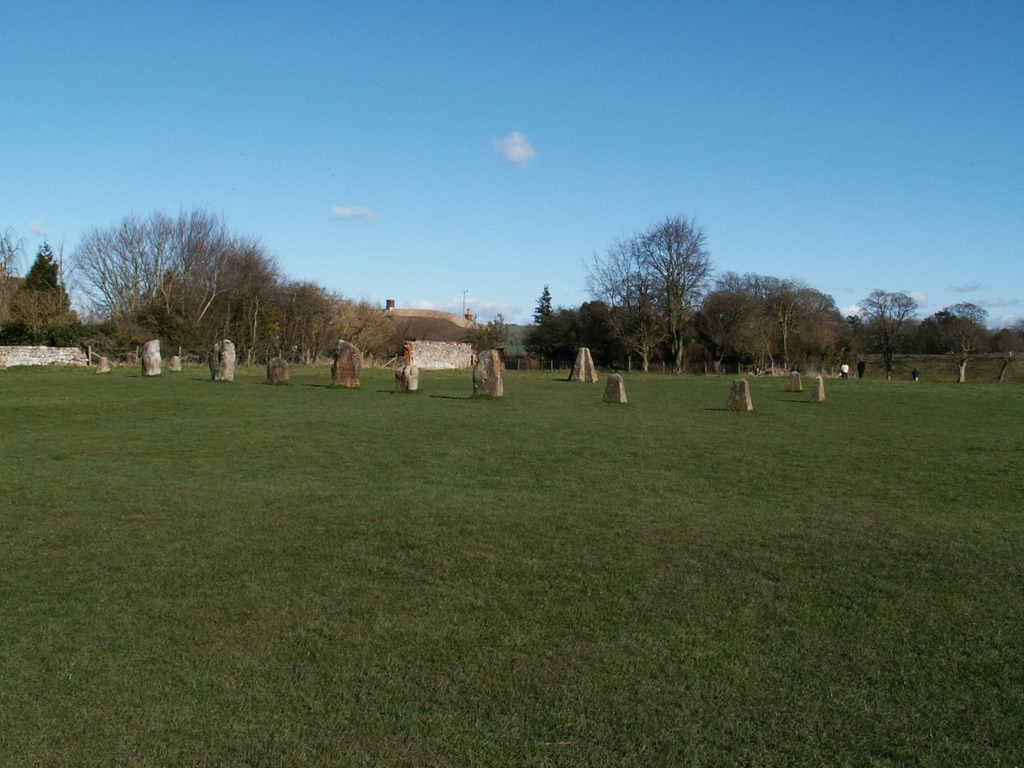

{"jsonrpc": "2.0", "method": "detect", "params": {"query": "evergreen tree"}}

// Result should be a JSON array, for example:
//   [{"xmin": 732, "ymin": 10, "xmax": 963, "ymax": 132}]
[
  {"xmin": 3, "ymin": 243, "xmax": 77, "ymax": 344},
  {"xmin": 22, "ymin": 243, "xmax": 62, "ymax": 292},
  {"xmin": 533, "ymin": 285, "xmax": 553, "ymax": 325}
]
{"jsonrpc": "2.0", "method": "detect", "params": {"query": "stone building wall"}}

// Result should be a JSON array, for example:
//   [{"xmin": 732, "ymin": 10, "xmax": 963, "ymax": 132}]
[
  {"xmin": 410, "ymin": 340, "xmax": 474, "ymax": 370},
  {"xmin": 0, "ymin": 346, "xmax": 89, "ymax": 369}
]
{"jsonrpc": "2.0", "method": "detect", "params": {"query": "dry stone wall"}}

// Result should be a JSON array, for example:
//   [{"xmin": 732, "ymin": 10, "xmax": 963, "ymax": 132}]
[{"xmin": 0, "ymin": 346, "xmax": 89, "ymax": 369}]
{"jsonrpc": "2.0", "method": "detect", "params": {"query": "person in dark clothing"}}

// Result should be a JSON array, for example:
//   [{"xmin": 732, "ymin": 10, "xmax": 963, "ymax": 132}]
[{"xmin": 857, "ymin": 360, "xmax": 866, "ymax": 379}]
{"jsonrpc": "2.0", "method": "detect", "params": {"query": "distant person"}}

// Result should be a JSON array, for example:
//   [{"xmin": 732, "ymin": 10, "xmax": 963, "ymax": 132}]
[
  {"xmin": 912, "ymin": 368, "xmax": 920, "ymax": 382},
  {"xmin": 840, "ymin": 362, "xmax": 850, "ymax": 379},
  {"xmin": 857, "ymin": 360, "xmax": 866, "ymax": 379}
]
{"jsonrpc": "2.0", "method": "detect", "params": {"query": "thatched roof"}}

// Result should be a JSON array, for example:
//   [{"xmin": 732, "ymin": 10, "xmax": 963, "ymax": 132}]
[{"xmin": 387, "ymin": 308, "xmax": 476, "ymax": 342}]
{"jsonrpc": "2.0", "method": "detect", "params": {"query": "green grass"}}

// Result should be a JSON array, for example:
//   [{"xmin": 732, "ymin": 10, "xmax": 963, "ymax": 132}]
[{"xmin": 1, "ymin": 365, "xmax": 1022, "ymax": 766}]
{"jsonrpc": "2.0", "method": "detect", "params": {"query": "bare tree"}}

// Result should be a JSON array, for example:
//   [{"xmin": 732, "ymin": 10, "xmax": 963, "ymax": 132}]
[
  {"xmin": 73, "ymin": 214, "xmax": 166, "ymax": 324},
  {"xmin": 277, "ymin": 281, "xmax": 339, "ymax": 364},
  {"xmin": 1, "ymin": 227, "xmax": 25, "ymax": 323},
  {"xmin": 859, "ymin": 290, "xmax": 918, "ymax": 378},
  {"xmin": 935, "ymin": 302, "xmax": 988, "ymax": 383},
  {"xmin": 588, "ymin": 238, "xmax": 663, "ymax": 372},
  {"xmin": 636, "ymin": 216, "xmax": 713, "ymax": 372}
]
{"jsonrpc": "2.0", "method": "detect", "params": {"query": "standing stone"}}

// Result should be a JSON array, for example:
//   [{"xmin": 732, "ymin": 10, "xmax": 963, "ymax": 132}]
[
  {"xmin": 267, "ymin": 357, "xmax": 289, "ymax": 384},
  {"xmin": 603, "ymin": 373, "xmax": 627, "ymax": 403},
  {"xmin": 141, "ymin": 340, "xmax": 161, "ymax": 376},
  {"xmin": 209, "ymin": 339, "xmax": 236, "ymax": 382},
  {"xmin": 395, "ymin": 364, "xmax": 420, "ymax": 393},
  {"xmin": 331, "ymin": 340, "xmax": 363, "ymax": 387},
  {"xmin": 473, "ymin": 349, "xmax": 504, "ymax": 397},
  {"xmin": 169, "ymin": 355, "xmax": 182, "ymax": 372},
  {"xmin": 786, "ymin": 371, "xmax": 802, "ymax": 392},
  {"xmin": 569, "ymin": 347, "xmax": 599, "ymax": 382},
  {"xmin": 96, "ymin": 356, "xmax": 111, "ymax": 374},
  {"xmin": 727, "ymin": 379, "xmax": 753, "ymax": 412},
  {"xmin": 810, "ymin": 375, "xmax": 826, "ymax": 403}
]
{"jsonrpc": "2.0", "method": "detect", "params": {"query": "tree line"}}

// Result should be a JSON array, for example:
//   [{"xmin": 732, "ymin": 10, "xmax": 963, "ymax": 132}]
[
  {"xmin": 1, "ymin": 212, "xmax": 399, "ymax": 363},
  {"xmin": 525, "ymin": 216, "xmax": 1023, "ymax": 382},
  {"xmin": 3, "ymin": 211, "xmax": 1022, "ymax": 378}
]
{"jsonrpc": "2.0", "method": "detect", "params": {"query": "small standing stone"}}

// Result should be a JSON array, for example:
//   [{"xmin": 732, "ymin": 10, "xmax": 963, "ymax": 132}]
[
  {"xmin": 96, "ymin": 356, "xmax": 111, "ymax": 374},
  {"xmin": 169, "ymin": 355, "xmax": 182, "ymax": 372},
  {"xmin": 267, "ymin": 357, "xmax": 289, "ymax": 384},
  {"xmin": 395, "ymin": 364, "xmax": 419, "ymax": 393},
  {"xmin": 727, "ymin": 379, "xmax": 753, "ymax": 412},
  {"xmin": 141, "ymin": 340, "xmax": 161, "ymax": 376},
  {"xmin": 787, "ymin": 371, "xmax": 802, "ymax": 392},
  {"xmin": 811, "ymin": 375, "xmax": 826, "ymax": 403},
  {"xmin": 332, "ymin": 340, "xmax": 363, "ymax": 387},
  {"xmin": 569, "ymin": 347, "xmax": 599, "ymax": 382},
  {"xmin": 473, "ymin": 349, "xmax": 504, "ymax": 397},
  {"xmin": 210, "ymin": 339, "xmax": 236, "ymax": 381},
  {"xmin": 603, "ymin": 373, "xmax": 627, "ymax": 403}
]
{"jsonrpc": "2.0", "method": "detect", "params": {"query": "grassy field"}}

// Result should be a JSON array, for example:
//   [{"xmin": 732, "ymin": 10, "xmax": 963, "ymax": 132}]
[{"xmin": 1, "ymin": 364, "xmax": 1022, "ymax": 766}]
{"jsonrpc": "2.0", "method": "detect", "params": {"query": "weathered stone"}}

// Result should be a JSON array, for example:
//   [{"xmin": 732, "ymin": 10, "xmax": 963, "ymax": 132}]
[
  {"xmin": 603, "ymin": 373, "xmax": 627, "ymax": 403},
  {"xmin": 169, "ymin": 355, "xmax": 182, "ymax": 372},
  {"xmin": 395, "ymin": 364, "xmax": 420, "ymax": 393},
  {"xmin": 787, "ymin": 371, "xmax": 802, "ymax": 392},
  {"xmin": 96, "ymin": 356, "xmax": 111, "ymax": 374},
  {"xmin": 569, "ymin": 347, "xmax": 599, "ymax": 382},
  {"xmin": 727, "ymin": 379, "xmax": 753, "ymax": 411},
  {"xmin": 473, "ymin": 349, "xmax": 504, "ymax": 397},
  {"xmin": 810, "ymin": 375, "xmax": 826, "ymax": 403},
  {"xmin": 267, "ymin": 357, "xmax": 289, "ymax": 384},
  {"xmin": 209, "ymin": 340, "xmax": 236, "ymax": 381},
  {"xmin": 331, "ymin": 340, "xmax": 363, "ymax": 387},
  {"xmin": 141, "ymin": 340, "xmax": 161, "ymax": 376}
]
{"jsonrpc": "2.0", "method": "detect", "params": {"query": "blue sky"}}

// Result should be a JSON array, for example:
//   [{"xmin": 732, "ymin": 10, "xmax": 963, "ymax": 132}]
[{"xmin": 2, "ymin": 1, "xmax": 1021, "ymax": 326}]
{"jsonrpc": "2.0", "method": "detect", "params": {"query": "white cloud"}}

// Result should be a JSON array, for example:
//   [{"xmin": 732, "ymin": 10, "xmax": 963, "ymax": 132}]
[
  {"xmin": 493, "ymin": 131, "xmax": 536, "ymax": 167},
  {"xmin": 950, "ymin": 281, "xmax": 984, "ymax": 293},
  {"xmin": 994, "ymin": 312, "xmax": 1022, "ymax": 329},
  {"xmin": 908, "ymin": 291, "xmax": 928, "ymax": 308},
  {"xmin": 978, "ymin": 296, "xmax": 1020, "ymax": 308},
  {"xmin": 330, "ymin": 205, "xmax": 377, "ymax": 222},
  {"xmin": 841, "ymin": 304, "xmax": 863, "ymax": 317},
  {"xmin": 29, "ymin": 220, "xmax": 51, "ymax": 236}
]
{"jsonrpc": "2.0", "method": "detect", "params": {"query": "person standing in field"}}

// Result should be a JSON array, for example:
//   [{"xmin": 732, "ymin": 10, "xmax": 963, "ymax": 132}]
[
  {"xmin": 857, "ymin": 360, "xmax": 866, "ymax": 379},
  {"xmin": 840, "ymin": 363, "xmax": 850, "ymax": 379}
]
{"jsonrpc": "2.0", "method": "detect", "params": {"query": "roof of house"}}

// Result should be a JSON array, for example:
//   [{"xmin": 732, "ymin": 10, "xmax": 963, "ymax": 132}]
[{"xmin": 387, "ymin": 308, "xmax": 476, "ymax": 343}]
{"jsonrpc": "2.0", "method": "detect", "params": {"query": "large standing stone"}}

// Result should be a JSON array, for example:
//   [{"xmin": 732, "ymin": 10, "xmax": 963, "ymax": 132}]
[
  {"xmin": 473, "ymin": 349, "xmax": 504, "ymax": 397},
  {"xmin": 395, "ymin": 364, "xmax": 419, "ymax": 393},
  {"xmin": 96, "ymin": 356, "xmax": 111, "ymax": 374},
  {"xmin": 603, "ymin": 373, "xmax": 627, "ymax": 403},
  {"xmin": 332, "ymin": 340, "xmax": 363, "ymax": 387},
  {"xmin": 169, "ymin": 355, "xmax": 182, "ymax": 372},
  {"xmin": 210, "ymin": 339, "xmax": 236, "ymax": 381},
  {"xmin": 787, "ymin": 371, "xmax": 802, "ymax": 392},
  {"xmin": 810, "ymin": 375, "xmax": 826, "ymax": 403},
  {"xmin": 569, "ymin": 347, "xmax": 599, "ymax": 382},
  {"xmin": 267, "ymin": 357, "xmax": 289, "ymax": 384},
  {"xmin": 141, "ymin": 340, "xmax": 161, "ymax": 376},
  {"xmin": 727, "ymin": 379, "xmax": 753, "ymax": 411}
]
